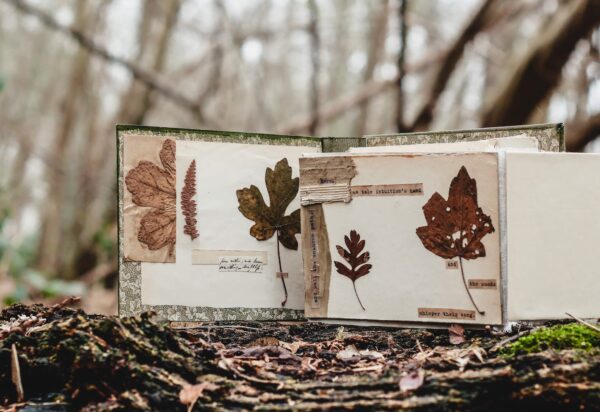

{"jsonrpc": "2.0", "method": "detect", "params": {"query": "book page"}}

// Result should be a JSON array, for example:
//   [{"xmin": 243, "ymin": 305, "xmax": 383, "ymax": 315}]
[
  {"xmin": 301, "ymin": 152, "xmax": 502, "ymax": 325},
  {"xmin": 506, "ymin": 152, "xmax": 600, "ymax": 320},
  {"xmin": 121, "ymin": 133, "xmax": 319, "ymax": 317}
]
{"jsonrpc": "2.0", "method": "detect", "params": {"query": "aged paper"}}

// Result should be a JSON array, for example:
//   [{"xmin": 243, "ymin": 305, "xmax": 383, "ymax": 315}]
[
  {"xmin": 140, "ymin": 142, "xmax": 319, "ymax": 310},
  {"xmin": 302, "ymin": 152, "xmax": 502, "ymax": 325},
  {"xmin": 123, "ymin": 135, "xmax": 176, "ymax": 263}
]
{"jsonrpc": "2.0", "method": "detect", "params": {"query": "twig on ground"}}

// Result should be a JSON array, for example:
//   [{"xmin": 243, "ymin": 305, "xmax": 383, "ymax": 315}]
[
  {"xmin": 489, "ymin": 326, "xmax": 544, "ymax": 353},
  {"xmin": 566, "ymin": 312, "xmax": 600, "ymax": 334}
]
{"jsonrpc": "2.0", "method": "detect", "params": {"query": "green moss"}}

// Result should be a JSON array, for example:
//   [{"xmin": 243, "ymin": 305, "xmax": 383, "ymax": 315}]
[{"xmin": 501, "ymin": 323, "xmax": 600, "ymax": 357}]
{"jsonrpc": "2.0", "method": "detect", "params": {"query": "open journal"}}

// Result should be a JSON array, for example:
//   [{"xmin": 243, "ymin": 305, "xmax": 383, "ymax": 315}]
[{"xmin": 118, "ymin": 124, "xmax": 565, "ymax": 322}]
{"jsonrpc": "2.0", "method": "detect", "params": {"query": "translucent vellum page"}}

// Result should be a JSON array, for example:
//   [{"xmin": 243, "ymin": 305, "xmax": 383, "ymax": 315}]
[
  {"xmin": 349, "ymin": 135, "xmax": 539, "ymax": 154},
  {"xmin": 321, "ymin": 153, "xmax": 502, "ymax": 325},
  {"xmin": 141, "ymin": 140, "xmax": 319, "ymax": 310},
  {"xmin": 506, "ymin": 152, "xmax": 600, "ymax": 320}
]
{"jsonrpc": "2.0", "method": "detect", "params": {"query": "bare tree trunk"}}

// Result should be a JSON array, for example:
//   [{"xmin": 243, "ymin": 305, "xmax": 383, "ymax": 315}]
[
  {"xmin": 354, "ymin": 1, "xmax": 390, "ymax": 136},
  {"xmin": 395, "ymin": 0, "xmax": 408, "ymax": 132},
  {"xmin": 37, "ymin": 1, "xmax": 92, "ymax": 275},
  {"xmin": 411, "ymin": 0, "xmax": 497, "ymax": 131},
  {"xmin": 307, "ymin": 0, "xmax": 320, "ymax": 135}
]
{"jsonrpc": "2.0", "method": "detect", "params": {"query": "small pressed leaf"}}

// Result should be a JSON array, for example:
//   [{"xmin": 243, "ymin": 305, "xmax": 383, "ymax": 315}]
[{"xmin": 334, "ymin": 230, "xmax": 372, "ymax": 310}]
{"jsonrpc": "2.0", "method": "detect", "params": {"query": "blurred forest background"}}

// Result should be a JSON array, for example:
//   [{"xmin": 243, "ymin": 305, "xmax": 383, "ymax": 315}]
[{"xmin": 0, "ymin": 0, "xmax": 598, "ymax": 314}]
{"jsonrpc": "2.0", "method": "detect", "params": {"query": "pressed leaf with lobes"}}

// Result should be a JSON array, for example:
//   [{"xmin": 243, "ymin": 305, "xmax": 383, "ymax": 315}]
[
  {"xmin": 416, "ymin": 166, "xmax": 494, "ymax": 315},
  {"xmin": 334, "ymin": 230, "xmax": 372, "ymax": 311},
  {"xmin": 236, "ymin": 158, "xmax": 301, "ymax": 306},
  {"xmin": 125, "ymin": 138, "xmax": 176, "ymax": 260}
]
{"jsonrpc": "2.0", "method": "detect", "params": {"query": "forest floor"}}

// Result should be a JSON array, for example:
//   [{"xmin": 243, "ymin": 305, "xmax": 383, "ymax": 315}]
[{"xmin": 1, "ymin": 299, "xmax": 599, "ymax": 411}]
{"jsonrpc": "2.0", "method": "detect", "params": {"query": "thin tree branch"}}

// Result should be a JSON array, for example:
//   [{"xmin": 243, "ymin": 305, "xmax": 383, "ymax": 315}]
[
  {"xmin": 410, "ymin": 0, "xmax": 497, "ymax": 131},
  {"xmin": 4, "ymin": 0, "xmax": 205, "ymax": 123},
  {"xmin": 395, "ymin": 0, "xmax": 408, "ymax": 132},
  {"xmin": 308, "ymin": 0, "xmax": 320, "ymax": 135},
  {"xmin": 566, "ymin": 113, "xmax": 600, "ymax": 152},
  {"xmin": 482, "ymin": 0, "xmax": 600, "ymax": 127},
  {"xmin": 275, "ymin": 50, "xmax": 444, "ymax": 135}
]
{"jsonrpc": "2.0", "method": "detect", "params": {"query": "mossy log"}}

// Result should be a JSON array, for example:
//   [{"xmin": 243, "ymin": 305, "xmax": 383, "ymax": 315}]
[{"xmin": 1, "ymin": 302, "xmax": 599, "ymax": 411}]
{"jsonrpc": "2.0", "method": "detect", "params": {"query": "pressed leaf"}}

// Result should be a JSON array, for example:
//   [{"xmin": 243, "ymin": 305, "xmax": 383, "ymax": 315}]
[
  {"xmin": 236, "ymin": 158, "xmax": 301, "ymax": 306},
  {"xmin": 181, "ymin": 159, "xmax": 199, "ymax": 240},
  {"xmin": 416, "ymin": 166, "xmax": 494, "ymax": 315},
  {"xmin": 416, "ymin": 166, "xmax": 494, "ymax": 260},
  {"xmin": 236, "ymin": 158, "xmax": 300, "ymax": 249},
  {"xmin": 334, "ymin": 230, "xmax": 372, "ymax": 310},
  {"xmin": 126, "ymin": 139, "xmax": 176, "ymax": 258}
]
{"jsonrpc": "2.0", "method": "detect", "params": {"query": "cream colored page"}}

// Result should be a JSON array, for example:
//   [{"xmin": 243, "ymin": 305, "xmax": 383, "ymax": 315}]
[
  {"xmin": 349, "ymin": 135, "xmax": 538, "ymax": 154},
  {"xmin": 323, "ymin": 153, "xmax": 502, "ymax": 324},
  {"xmin": 506, "ymin": 153, "xmax": 600, "ymax": 320},
  {"xmin": 141, "ymin": 140, "xmax": 319, "ymax": 309}
]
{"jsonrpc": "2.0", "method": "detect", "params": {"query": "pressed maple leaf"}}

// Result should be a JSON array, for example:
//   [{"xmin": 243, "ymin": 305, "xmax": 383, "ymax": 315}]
[
  {"xmin": 416, "ymin": 166, "xmax": 494, "ymax": 315},
  {"xmin": 125, "ymin": 139, "xmax": 176, "ymax": 258},
  {"xmin": 236, "ymin": 158, "xmax": 300, "ymax": 306},
  {"xmin": 334, "ymin": 230, "xmax": 372, "ymax": 311},
  {"xmin": 181, "ymin": 159, "xmax": 199, "ymax": 240}
]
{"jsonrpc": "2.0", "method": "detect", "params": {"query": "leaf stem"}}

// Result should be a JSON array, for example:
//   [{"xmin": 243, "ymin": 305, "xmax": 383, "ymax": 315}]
[
  {"xmin": 458, "ymin": 256, "xmax": 485, "ymax": 315},
  {"xmin": 276, "ymin": 230, "xmax": 288, "ymax": 307},
  {"xmin": 352, "ymin": 281, "xmax": 365, "ymax": 311}
]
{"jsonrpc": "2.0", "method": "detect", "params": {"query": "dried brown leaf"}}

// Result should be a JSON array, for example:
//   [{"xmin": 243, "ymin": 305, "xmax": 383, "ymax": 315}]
[
  {"xmin": 449, "ymin": 324, "xmax": 465, "ymax": 345},
  {"xmin": 126, "ymin": 139, "xmax": 176, "ymax": 257},
  {"xmin": 236, "ymin": 158, "xmax": 300, "ymax": 249},
  {"xmin": 334, "ymin": 230, "xmax": 372, "ymax": 310},
  {"xmin": 416, "ymin": 166, "xmax": 494, "ymax": 260},
  {"xmin": 181, "ymin": 159, "xmax": 199, "ymax": 240},
  {"xmin": 416, "ymin": 166, "xmax": 494, "ymax": 314},
  {"xmin": 399, "ymin": 362, "xmax": 425, "ymax": 392},
  {"xmin": 179, "ymin": 382, "xmax": 218, "ymax": 412}
]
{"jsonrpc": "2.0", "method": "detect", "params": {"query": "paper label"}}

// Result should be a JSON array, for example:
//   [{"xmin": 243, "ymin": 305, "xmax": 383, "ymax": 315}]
[
  {"xmin": 446, "ymin": 260, "xmax": 459, "ymax": 270},
  {"xmin": 276, "ymin": 272, "xmax": 289, "ymax": 279},
  {"xmin": 218, "ymin": 257, "xmax": 263, "ymax": 273},
  {"xmin": 468, "ymin": 279, "xmax": 497, "ymax": 289},
  {"xmin": 308, "ymin": 208, "xmax": 321, "ymax": 308},
  {"xmin": 192, "ymin": 250, "xmax": 267, "ymax": 265},
  {"xmin": 418, "ymin": 307, "xmax": 476, "ymax": 320},
  {"xmin": 351, "ymin": 183, "xmax": 423, "ymax": 197}
]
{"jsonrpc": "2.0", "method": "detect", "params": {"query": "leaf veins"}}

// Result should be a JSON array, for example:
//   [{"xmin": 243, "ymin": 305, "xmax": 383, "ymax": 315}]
[
  {"xmin": 416, "ymin": 166, "xmax": 494, "ymax": 315},
  {"xmin": 125, "ymin": 139, "xmax": 176, "ymax": 258},
  {"xmin": 236, "ymin": 158, "xmax": 300, "ymax": 249},
  {"xmin": 334, "ymin": 230, "xmax": 372, "ymax": 311}
]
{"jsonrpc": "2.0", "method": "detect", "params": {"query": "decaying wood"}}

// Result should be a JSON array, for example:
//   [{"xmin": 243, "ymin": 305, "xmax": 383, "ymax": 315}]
[{"xmin": 1, "ymin": 302, "xmax": 599, "ymax": 411}]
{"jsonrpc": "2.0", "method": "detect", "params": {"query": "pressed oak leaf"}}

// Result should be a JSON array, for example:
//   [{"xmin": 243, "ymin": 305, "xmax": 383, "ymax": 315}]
[
  {"xmin": 334, "ymin": 230, "xmax": 372, "ymax": 311},
  {"xmin": 236, "ymin": 158, "xmax": 300, "ymax": 250},
  {"xmin": 416, "ymin": 166, "xmax": 494, "ymax": 315},
  {"xmin": 126, "ymin": 139, "xmax": 176, "ymax": 258}
]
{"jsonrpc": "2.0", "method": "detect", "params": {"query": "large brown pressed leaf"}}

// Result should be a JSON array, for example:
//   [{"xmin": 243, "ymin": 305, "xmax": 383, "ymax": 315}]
[
  {"xmin": 236, "ymin": 158, "xmax": 300, "ymax": 306},
  {"xmin": 126, "ymin": 139, "xmax": 176, "ymax": 258},
  {"xmin": 416, "ymin": 166, "xmax": 494, "ymax": 315},
  {"xmin": 416, "ymin": 166, "xmax": 494, "ymax": 260},
  {"xmin": 334, "ymin": 230, "xmax": 372, "ymax": 311}
]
